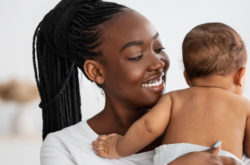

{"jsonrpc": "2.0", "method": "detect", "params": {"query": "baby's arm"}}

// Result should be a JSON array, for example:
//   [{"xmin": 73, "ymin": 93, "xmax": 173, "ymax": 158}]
[
  {"xmin": 92, "ymin": 94, "xmax": 172, "ymax": 158},
  {"xmin": 243, "ymin": 101, "xmax": 250, "ymax": 157}
]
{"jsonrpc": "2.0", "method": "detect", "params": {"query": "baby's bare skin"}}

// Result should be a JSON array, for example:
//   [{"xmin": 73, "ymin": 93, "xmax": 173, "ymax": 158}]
[
  {"xmin": 92, "ymin": 133, "xmax": 122, "ymax": 158},
  {"xmin": 92, "ymin": 74, "xmax": 250, "ymax": 160},
  {"xmin": 162, "ymin": 87, "xmax": 249, "ymax": 158}
]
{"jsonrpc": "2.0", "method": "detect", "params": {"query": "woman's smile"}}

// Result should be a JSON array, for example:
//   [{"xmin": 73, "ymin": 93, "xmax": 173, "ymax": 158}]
[
  {"xmin": 141, "ymin": 72, "xmax": 165, "ymax": 92},
  {"xmin": 96, "ymin": 10, "xmax": 169, "ymax": 109}
]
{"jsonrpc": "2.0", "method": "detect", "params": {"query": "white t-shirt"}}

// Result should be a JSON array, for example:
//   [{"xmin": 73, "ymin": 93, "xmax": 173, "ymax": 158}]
[
  {"xmin": 40, "ymin": 120, "xmax": 154, "ymax": 165},
  {"xmin": 41, "ymin": 120, "xmax": 250, "ymax": 165}
]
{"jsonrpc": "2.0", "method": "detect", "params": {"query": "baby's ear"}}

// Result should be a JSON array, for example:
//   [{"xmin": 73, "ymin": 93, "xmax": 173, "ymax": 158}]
[
  {"xmin": 183, "ymin": 70, "xmax": 191, "ymax": 86},
  {"xmin": 83, "ymin": 60, "xmax": 104, "ymax": 85},
  {"xmin": 234, "ymin": 67, "xmax": 246, "ymax": 87}
]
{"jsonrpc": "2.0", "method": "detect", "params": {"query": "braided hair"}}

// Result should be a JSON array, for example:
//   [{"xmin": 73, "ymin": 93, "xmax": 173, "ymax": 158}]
[{"xmin": 32, "ymin": 0, "xmax": 127, "ymax": 139}]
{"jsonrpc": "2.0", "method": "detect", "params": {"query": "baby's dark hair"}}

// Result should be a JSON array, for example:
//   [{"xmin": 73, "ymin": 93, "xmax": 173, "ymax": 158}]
[
  {"xmin": 32, "ymin": 0, "xmax": 127, "ymax": 139},
  {"xmin": 182, "ymin": 22, "xmax": 247, "ymax": 80}
]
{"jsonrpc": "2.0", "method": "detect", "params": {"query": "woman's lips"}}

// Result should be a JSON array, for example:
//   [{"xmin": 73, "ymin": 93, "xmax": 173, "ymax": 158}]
[
  {"xmin": 141, "ymin": 72, "xmax": 165, "ymax": 87},
  {"xmin": 141, "ymin": 72, "xmax": 165, "ymax": 92},
  {"xmin": 141, "ymin": 77, "xmax": 163, "ymax": 87}
]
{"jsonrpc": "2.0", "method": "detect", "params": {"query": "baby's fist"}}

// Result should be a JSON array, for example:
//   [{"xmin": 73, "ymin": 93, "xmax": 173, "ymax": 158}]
[{"xmin": 92, "ymin": 133, "xmax": 122, "ymax": 159}]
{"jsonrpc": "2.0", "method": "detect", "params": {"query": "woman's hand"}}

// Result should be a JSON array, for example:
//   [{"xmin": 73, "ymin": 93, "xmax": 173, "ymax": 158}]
[{"xmin": 169, "ymin": 147, "xmax": 240, "ymax": 165}]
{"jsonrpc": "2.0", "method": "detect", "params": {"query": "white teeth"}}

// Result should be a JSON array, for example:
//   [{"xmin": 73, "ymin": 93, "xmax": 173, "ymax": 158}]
[
  {"xmin": 141, "ymin": 72, "xmax": 165, "ymax": 88},
  {"xmin": 141, "ymin": 78, "xmax": 163, "ymax": 87}
]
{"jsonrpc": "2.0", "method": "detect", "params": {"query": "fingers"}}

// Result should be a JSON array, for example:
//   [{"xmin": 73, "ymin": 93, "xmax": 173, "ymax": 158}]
[
  {"xmin": 211, "ymin": 145, "xmax": 221, "ymax": 155},
  {"xmin": 204, "ymin": 140, "xmax": 240, "ymax": 165},
  {"xmin": 92, "ymin": 139, "xmax": 109, "ymax": 158},
  {"xmin": 205, "ymin": 141, "xmax": 222, "ymax": 155},
  {"xmin": 92, "ymin": 134, "xmax": 122, "ymax": 159},
  {"xmin": 95, "ymin": 150, "xmax": 108, "ymax": 158},
  {"xmin": 204, "ymin": 146, "xmax": 221, "ymax": 155},
  {"xmin": 108, "ymin": 133, "xmax": 118, "ymax": 136},
  {"xmin": 98, "ymin": 135, "xmax": 108, "ymax": 140},
  {"xmin": 92, "ymin": 140, "xmax": 104, "ymax": 151},
  {"xmin": 92, "ymin": 135, "xmax": 113, "ymax": 158},
  {"xmin": 92, "ymin": 135, "xmax": 107, "ymax": 150},
  {"xmin": 219, "ymin": 156, "xmax": 239, "ymax": 165}
]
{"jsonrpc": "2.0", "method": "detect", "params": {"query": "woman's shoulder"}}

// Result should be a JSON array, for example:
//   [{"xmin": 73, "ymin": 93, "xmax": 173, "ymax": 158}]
[
  {"xmin": 40, "ymin": 120, "xmax": 155, "ymax": 165},
  {"xmin": 43, "ymin": 120, "xmax": 97, "ymax": 144},
  {"xmin": 40, "ymin": 120, "xmax": 100, "ymax": 164},
  {"xmin": 41, "ymin": 120, "xmax": 98, "ymax": 156}
]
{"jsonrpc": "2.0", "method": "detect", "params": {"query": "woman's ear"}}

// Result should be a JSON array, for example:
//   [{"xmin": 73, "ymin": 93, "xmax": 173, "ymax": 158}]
[
  {"xmin": 183, "ymin": 70, "xmax": 191, "ymax": 86},
  {"xmin": 83, "ymin": 60, "xmax": 104, "ymax": 85},
  {"xmin": 234, "ymin": 67, "xmax": 246, "ymax": 87}
]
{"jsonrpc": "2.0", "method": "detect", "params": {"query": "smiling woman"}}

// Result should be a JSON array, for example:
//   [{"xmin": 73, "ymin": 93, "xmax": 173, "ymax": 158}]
[
  {"xmin": 33, "ymin": 0, "xmax": 245, "ymax": 165},
  {"xmin": 90, "ymin": 11, "xmax": 169, "ymax": 110}
]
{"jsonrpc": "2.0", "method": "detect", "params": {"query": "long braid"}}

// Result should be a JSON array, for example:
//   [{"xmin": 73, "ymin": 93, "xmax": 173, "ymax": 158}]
[{"xmin": 32, "ymin": 0, "xmax": 126, "ymax": 139}]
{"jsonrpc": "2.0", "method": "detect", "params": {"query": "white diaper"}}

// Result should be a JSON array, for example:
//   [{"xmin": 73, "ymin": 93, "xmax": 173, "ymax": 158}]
[{"xmin": 153, "ymin": 143, "xmax": 242, "ymax": 165}]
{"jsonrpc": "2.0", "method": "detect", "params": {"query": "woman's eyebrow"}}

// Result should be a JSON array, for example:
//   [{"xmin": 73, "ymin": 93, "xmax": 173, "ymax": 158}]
[
  {"xmin": 120, "ymin": 32, "xmax": 159, "ymax": 52},
  {"xmin": 120, "ymin": 41, "xmax": 143, "ymax": 52}
]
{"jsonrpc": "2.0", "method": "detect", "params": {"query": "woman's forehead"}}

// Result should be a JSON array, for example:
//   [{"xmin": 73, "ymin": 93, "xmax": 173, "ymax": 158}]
[{"xmin": 99, "ymin": 10, "xmax": 157, "ymax": 48}]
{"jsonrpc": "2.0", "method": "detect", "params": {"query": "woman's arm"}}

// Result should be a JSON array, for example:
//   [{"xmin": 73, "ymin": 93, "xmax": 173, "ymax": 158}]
[
  {"xmin": 243, "ymin": 102, "xmax": 250, "ymax": 157},
  {"xmin": 169, "ymin": 147, "xmax": 240, "ymax": 165},
  {"xmin": 93, "ymin": 138, "xmax": 240, "ymax": 164},
  {"xmin": 93, "ymin": 94, "xmax": 172, "ymax": 158}
]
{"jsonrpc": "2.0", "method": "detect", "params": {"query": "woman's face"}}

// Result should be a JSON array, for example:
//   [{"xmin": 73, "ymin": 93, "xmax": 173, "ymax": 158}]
[{"xmin": 98, "ymin": 10, "xmax": 169, "ymax": 109}]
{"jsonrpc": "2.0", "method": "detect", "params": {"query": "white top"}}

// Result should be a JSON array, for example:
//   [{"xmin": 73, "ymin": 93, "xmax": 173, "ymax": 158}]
[
  {"xmin": 40, "ymin": 120, "xmax": 154, "ymax": 165},
  {"xmin": 40, "ymin": 120, "xmax": 250, "ymax": 165}
]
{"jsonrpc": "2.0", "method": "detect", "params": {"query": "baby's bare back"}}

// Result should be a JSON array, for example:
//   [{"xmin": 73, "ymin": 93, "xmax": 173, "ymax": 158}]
[{"xmin": 162, "ymin": 87, "xmax": 249, "ymax": 158}]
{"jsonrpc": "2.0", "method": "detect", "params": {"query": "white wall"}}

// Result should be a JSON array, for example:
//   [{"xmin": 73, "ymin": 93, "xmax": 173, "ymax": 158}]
[
  {"xmin": 0, "ymin": 1, "xmax": 250, "ymax": 164},
  {"xmin": 115, "ymin": 0, "xmax": 250, "ymax": 96},
  {"xmin": 1, "ymin": 0, "xmax": 250, "ymax": 115},
  {"xmin": 79, "ymin": 0, "xmax": 250, "ymax": 119}
]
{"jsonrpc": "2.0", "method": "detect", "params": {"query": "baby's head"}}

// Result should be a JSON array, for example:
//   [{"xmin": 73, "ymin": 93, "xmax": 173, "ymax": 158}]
[{"xmin": 182, "ymin": 22, "xmax": 247, "ymax": 93}]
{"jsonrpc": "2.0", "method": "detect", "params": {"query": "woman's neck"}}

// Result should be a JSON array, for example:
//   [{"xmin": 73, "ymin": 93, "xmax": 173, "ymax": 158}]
[
  {"xmin": 88, "ymin": 97, "xmax": 146, "ymax": 135},
  {"xmin": 87, "ymin": 94, "xmax": 164, "ymax": 152}
]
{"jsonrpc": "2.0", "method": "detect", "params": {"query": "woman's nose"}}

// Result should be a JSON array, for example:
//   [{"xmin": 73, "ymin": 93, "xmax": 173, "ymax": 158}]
[{"xmin": 147, "ymin": 54, "xmax": 165, "ymax": 72}]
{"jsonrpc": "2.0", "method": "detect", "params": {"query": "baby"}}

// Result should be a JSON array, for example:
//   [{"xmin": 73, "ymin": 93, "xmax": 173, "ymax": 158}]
[{"xmin": 92, "ymin": 22, "xmax": 250, "ymax": 164}]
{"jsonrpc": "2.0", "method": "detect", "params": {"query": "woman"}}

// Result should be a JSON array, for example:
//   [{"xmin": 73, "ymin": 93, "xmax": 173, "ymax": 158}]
[{"xmin": 33, "ymin": 0, "xmax": 240, "ymax": 164}]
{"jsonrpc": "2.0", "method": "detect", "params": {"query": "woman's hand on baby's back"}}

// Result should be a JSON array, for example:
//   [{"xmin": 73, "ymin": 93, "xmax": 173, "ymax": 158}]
[
  {"xmin": 169, "ymin": 147, "xmax": 240, "ymax": 165},
  {"xmin": 92, "ymin": 133, "xmax": 122, "ymax": 159}
]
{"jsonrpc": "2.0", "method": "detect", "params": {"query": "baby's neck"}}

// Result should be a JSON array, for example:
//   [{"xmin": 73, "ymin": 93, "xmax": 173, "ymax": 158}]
[{"xmin": 190, "ymin": 75, "xmax": 236, "ymax": 93}]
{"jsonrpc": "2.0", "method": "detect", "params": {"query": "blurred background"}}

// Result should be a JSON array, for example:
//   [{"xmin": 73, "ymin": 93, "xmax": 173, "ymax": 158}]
[{"xmin": 0, "ymin": 0, "xmax": 249, "ymax": 164}]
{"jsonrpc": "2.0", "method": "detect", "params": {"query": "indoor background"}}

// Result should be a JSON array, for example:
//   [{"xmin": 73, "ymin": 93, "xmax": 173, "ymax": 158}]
[{"xmin": 0, "ymin": 0, "xmax": 249, "ymax": 164}]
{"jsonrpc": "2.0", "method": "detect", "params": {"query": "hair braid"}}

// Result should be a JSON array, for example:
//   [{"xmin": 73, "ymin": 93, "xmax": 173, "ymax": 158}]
[{"xmin": 32, "ymin": 0, "xmax": 126, "ymax": 139}]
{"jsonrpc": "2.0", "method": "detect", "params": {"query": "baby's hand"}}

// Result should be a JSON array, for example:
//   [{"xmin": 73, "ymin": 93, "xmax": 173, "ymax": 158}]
[{"xmin": 92, "ymin": 133, "xmax": 122, "ymax": 159}]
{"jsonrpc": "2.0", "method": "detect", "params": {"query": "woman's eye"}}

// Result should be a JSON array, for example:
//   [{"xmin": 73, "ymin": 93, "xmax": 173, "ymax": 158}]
[
  {"xmin": 127, "ymin": 54, "xmax": 143, "ymax": 61},
  {"xmin": 155, "ymin": 47, "xmax": 165, "ymax": 54}
]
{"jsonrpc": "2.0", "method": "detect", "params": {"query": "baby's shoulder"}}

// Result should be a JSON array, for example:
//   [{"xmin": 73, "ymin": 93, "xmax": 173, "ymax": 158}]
[
  {"xmin": 162, "ymin": 89, "xmax": 190, "ymax": 105},
  {"xmin": 240, "ymin": 97, "xmax": 250, "ymax": 114},
  {"xmin": 228, "ymin": 94, "xmax": 250, "ymax": 114},
  {"xmin": 165, "ymin": 88, "xmax": 190, "ymax": 99}
]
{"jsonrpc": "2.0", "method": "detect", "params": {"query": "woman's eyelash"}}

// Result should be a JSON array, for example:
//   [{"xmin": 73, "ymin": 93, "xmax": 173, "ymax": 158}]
[
  {"xmin": 155, "ymin": 47, "xmax": 165, "ymax": 53},
  {"xmin": 127, "ymin": 47, "xmax": 164, "ymax": 61},
  {"xmin": 128, "ymin": 54, "xmax": 143, "ymax": 61}
]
